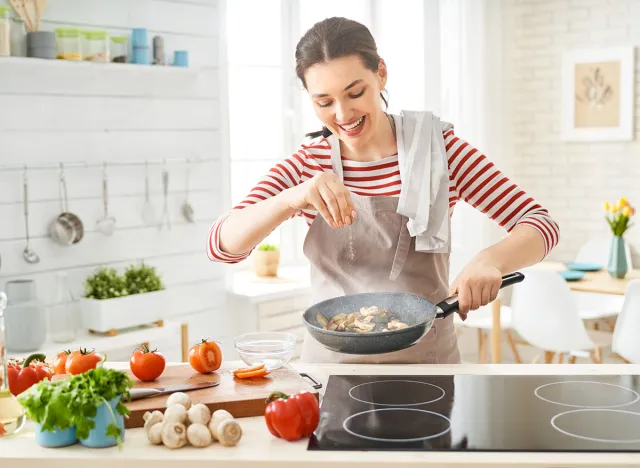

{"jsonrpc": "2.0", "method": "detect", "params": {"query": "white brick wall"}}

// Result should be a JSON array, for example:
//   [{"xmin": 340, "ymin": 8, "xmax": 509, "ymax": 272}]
[{"xmin": 503, "ymin": 0, "xmax": 640, "ymax": 262}]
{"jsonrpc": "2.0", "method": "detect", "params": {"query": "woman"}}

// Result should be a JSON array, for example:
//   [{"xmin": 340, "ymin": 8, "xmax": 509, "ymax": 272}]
[{"xmin": 208, "ymin": 17, "xmax": 559, "ymax": 364}]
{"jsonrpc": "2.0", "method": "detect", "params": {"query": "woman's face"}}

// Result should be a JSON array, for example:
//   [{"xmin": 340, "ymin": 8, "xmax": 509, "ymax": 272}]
[{"xmin": 304, "ymin": 55, "xmax": 387, "ymax": 149}]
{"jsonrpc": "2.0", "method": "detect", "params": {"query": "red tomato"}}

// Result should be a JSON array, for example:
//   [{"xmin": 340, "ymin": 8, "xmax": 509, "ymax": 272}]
[
  {"xmin": 264, "ymin": 391, "xmax": 319, "ymax": 441},
  {"xmin": 53, "ymin": 349, "xmax": 78, "ymax": 375},
  {"xmin": 7, "ymin": 354, "xmax": 52, "ymax": 396},
  {"xmin": 129, "ymin": 344, "xmax": 166, "ymax": 381},
  {"xmin": 65, "ymin": 348, "xmax": 103, "ymax": 375},
  {"xmin": 188, "ymin": 339, "xmax": 222, "ymax": 374}
]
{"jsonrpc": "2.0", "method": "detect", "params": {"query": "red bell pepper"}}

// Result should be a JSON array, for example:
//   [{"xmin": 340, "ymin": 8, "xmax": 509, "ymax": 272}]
[
  {"xmin": 264, "ymin": 390, "xmax": 319, "ymax": 441},
  {"xmin": 7, "ymin": 353, "xmax": 53, "ymax": 396}
]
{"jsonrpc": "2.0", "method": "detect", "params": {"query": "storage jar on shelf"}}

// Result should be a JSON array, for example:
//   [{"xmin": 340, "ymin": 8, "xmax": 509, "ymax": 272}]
[
  {"xmin": 55, "ymin": 28, "xmax": 82, "ymax": 60},
  {"xmin": 0, "ymin": 5, "xmax": 11, "ymax": 57},
  {"xmin": 110, "ymin": 35, "xmax": 128, "ymax": 63},
  {"xmin": 82, "ymin": 30, "xmax": 109, "ymax": 62},
  {"xmin": 10, "ymin": 15, "xmax": 26, "ymax": 57}
]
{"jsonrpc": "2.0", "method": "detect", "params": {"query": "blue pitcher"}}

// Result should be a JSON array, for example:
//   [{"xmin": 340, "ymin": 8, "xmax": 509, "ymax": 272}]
[{"xmin": 79, "ymin": 397, "xmax": 125, "ymax": 448}]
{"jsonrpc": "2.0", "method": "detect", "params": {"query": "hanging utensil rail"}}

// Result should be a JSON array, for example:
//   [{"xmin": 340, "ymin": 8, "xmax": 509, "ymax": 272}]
[{"xmin": 0, "ymin": 157, "xmax": 215, "ymax": 172}]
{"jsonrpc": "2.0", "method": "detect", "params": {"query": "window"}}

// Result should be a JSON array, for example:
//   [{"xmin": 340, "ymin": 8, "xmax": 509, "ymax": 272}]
[{"xmin": 226, "ymin": 1, "xmax": 456, "ymax": 266}]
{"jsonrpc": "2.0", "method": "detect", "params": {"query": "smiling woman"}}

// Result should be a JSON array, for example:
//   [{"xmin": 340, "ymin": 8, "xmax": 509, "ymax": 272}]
[{"xmin": 208, "ymin": 17, "xmax": 560, "ymax": 365}]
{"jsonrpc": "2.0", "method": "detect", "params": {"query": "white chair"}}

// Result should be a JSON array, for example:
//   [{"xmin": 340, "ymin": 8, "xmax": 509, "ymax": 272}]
[
  {"xmin": 510, "ymin": 267, "xmax": 611, "ymax": 363},
  {"xmin": 453, "ymin": 304, "xmax": 522, "ymax": 363},
  {"xmin": 611, "ymin": 280, "xmax": 640, "ymax": 364},
  {"xmin": 573, "ymin": 237, "xmax": 632, "ymax": 328}
]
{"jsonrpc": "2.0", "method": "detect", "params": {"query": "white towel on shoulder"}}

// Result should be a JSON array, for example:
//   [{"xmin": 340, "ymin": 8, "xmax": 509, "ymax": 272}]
[{"xmin": 390, "ymin": 110, "xmax": 452, "ymax": 253}]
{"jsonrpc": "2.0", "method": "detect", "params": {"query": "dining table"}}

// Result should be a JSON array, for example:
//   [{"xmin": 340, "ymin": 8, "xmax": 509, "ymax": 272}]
[{"xmin": 489, "ymin": 261, "xmax": 640, "ymax": 363}]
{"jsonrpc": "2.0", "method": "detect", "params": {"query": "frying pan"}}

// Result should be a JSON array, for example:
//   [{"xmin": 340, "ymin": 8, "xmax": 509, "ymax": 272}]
[{"xmin": 302, "ymin": 272, "xmax": 525, "ymax": 355}]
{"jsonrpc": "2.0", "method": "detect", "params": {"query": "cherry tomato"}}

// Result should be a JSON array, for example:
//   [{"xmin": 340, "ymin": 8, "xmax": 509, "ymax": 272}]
[
  {"xmin": 65, "ymin": 348, "xmax": 103, "ymax": 375},
  {"xmin": 129, "ymin": 344, "xmax": 166, "ymax": 381},
  {"xmin": 264, "ymin": 391, "xmax": 319, "ymax": 441},
  {"xmin": 188, "ymin": 339, "xmax": 222, "ymax": 374}
]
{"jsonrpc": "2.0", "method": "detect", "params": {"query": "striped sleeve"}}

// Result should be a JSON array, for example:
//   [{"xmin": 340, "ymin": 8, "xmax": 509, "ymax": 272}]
[
  {"xmin": 206, "ymin": 144, "xmax": 314, "ymax": 264},
  {"xmin": 444, "ymin": 129, "xmax": 560, "ymax": 258}
]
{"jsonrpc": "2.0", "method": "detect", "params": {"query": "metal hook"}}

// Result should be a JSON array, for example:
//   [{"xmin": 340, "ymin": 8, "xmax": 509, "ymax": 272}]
[{"xmin": 23, "ymin": 164, "xmax": 28, "ymax": 182}]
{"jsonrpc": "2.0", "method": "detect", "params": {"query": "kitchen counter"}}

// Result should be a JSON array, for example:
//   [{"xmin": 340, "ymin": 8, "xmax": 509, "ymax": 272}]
[{"xmin": 2, "ymin": 361, "xmax": 640, "ymax": 467}]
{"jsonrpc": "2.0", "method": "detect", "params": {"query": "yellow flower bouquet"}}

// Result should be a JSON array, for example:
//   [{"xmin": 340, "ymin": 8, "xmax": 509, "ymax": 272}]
[{"xmin": 604, "ymin": 197, "xmax": 635, "ymax": 237}]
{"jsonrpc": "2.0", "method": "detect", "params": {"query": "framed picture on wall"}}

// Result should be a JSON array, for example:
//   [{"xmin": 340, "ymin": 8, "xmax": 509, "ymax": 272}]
[{"xmin": 561, "ymin": 47, "xmax": 635, "ymax": 141}]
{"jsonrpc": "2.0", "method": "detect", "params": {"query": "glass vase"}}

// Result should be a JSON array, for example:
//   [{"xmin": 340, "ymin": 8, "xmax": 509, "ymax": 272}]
[
  {"xmin": 607, "ymin": 235, "xmax": 628, "ymax": 279},
  {"xmin": 0, "ymin": 292, "xmax": 27, "ymax": 437}
]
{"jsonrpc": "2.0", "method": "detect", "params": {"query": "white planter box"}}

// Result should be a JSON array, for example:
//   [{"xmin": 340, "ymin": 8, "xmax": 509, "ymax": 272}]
[{"xmin": 79, "ymin": 290, "xmax": 169, "ymax": 333}]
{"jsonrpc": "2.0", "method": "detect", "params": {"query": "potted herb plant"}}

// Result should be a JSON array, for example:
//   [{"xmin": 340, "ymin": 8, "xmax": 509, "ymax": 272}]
[
  {"xmin": 18, "ymin": 367, "xmax": 133, "ymax": 449},
  {"xmin": 79, "ymin": 262, "xmax": 168, "ymax": 334},
  {"xmin": 604, "ymin": 197, "xmax": 636, "ymax": 279},
  {"xmin": 253, "ymin": 243, "xmax": 280, "ymax": 277}
]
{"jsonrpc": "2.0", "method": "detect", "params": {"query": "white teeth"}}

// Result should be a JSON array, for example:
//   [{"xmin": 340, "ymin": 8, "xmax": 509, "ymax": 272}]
[{"xmin": 340, "ymin": 116, "xmax": 364, "ymax": 131}]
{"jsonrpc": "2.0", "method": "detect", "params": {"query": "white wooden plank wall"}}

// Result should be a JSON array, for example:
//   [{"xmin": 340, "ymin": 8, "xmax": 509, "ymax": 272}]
[{"xmin": 0, "ymin": 0, "xmax": 230, "ymax": 361}]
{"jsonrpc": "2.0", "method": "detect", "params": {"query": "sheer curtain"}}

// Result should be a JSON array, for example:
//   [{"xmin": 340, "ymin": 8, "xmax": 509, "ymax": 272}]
[{"xmin": 439, "ymin": 0, "xmax": 507, "ymax": 269}]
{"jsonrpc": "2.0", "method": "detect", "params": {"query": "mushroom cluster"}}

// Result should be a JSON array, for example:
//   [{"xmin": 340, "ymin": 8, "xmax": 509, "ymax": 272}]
[{"xmin": 144, "ymin": 392, "xmax": 243, "ymax": 449}]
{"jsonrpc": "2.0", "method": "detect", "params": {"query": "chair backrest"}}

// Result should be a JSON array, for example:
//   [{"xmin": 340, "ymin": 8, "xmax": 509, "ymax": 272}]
[
  {"xmin": 576, "ymin": 236, "xmax": 633, "ymax": 268},
  {"xmin": 510, "ymin": 267, "xmax": 595, "ymax": 353},
  {"xmin": 612, "ymin": 280, "xmax": 640, "ymax": 363}
]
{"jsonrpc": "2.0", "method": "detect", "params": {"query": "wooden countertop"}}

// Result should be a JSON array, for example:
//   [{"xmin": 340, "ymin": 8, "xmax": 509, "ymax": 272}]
[{"xmin": 2, "ymin": 361, "xmax": 640, "ymax": 467}]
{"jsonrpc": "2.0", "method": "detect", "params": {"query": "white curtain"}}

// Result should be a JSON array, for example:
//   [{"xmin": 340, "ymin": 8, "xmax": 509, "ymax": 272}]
[{"xmin": 439, "ymin": 0, "xmax": 508, "ymax": 269}]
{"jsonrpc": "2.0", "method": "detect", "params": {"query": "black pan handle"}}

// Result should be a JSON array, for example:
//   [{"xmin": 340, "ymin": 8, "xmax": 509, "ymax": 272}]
[{"xmin": 436, "ymin": 271, "xmax": 525, "ymax": 318}]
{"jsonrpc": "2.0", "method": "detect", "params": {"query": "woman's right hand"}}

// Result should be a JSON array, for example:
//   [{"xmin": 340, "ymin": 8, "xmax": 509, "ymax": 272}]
[{"xmin": 284, "ymin": 173, "xmax": 356, "ymax": 228}]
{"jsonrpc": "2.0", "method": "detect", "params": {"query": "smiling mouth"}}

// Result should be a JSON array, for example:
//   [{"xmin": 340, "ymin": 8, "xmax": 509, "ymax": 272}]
[{"xmin": 338, "ymin": 116, "xmax": 365, "ymax": 132}]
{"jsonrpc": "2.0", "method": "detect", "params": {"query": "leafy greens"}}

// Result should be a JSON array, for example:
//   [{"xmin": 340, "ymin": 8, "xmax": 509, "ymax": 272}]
[{"xmin": 18, "ymin": 367, "xmax": 134, "ymax": 450}]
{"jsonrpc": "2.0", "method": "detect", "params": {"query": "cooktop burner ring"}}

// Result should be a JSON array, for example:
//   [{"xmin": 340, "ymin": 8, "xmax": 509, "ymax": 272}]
[
  {"xmin": 348, "ymin": 379, "xmax": 445, "ymax": 406},
  {"xmin": 534, "ymin": 380, "xmax": 640, "ymax": 408},
  {"xmin": 342, "ymin": 408, "xmax": 452, "ymax": 443},
  {"xmin": 550, "ymin": 409, "xmax": 640, "ymax": 444}
]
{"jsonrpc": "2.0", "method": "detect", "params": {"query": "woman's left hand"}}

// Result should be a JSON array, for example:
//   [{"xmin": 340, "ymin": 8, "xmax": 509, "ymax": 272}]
[{"xmin": 449, "ymin": 259, "xmax": 503, "ymax": 320}]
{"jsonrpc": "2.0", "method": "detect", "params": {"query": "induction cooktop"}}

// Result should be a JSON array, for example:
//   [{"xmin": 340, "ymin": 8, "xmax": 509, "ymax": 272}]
[{"xmin": 307, "ymin": 374, "xmax": 640, "ymax": 452}]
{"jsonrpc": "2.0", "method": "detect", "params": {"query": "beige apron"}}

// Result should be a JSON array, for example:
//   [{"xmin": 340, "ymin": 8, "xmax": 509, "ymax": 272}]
[{"xmin": 299, "ymin": 135, "xmax": 461, "ymax": 365}]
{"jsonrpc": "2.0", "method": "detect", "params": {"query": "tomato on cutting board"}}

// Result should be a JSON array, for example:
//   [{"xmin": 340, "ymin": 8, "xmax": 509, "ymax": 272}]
[
  {"xmin": 65, "ymin": 348, "xmax": 104, "ymax": 375},
  {"xmin": 188, "ymin": 339, "xmax": 222, "ymax": 374},
  {"xmin": 53, "ymin": 349, "xmax": 80, "ymax": 375},
  {"xmin": 129, "ymin": 344, "xmax": 166, "ymax": 381}
]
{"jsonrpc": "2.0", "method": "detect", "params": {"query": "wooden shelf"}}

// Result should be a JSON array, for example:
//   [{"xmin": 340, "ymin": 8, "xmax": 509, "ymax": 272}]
[{"xmin": 0, "ymin": 56, "xmax": 212, "ymax": 74}]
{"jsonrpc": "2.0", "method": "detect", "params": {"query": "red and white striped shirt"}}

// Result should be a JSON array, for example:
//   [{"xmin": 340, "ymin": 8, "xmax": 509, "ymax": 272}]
[{"xmin": 208, "ymin": 129, "xmax": 560, "ymax": 263}]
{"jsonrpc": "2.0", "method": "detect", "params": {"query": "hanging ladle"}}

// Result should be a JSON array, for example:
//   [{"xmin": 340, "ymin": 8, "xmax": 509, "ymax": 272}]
[
  {"xmin": 22, "ymin": 166, "xmax": 40, "ymax": 264},
  {"xmin": 181, "ymin": 159, "xmax": 195, "ymax": 223},
  {"xmin": 97, "ymin": 162, "xmax": 116, "ymax": 236}
]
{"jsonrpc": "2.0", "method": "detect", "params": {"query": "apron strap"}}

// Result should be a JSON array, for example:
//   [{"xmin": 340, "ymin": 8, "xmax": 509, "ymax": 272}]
[
  {"xmin": 390, "ymin": 219, "xmax": 411, "ymax": 281},
  {"xmin": 329, "ymin": 134, "xmax": 344, "ymax": 181}
]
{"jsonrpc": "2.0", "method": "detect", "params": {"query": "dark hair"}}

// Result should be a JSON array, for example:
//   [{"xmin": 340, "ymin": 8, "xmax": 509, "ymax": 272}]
[{"xmin": 295, "ymin": 17, "xmax": 388, "ymax": 139}]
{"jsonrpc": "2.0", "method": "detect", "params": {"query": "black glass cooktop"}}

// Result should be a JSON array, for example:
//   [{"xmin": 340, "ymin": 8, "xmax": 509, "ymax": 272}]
[{"xmin": 308, "ymin": 374, "xmax": 640, "ymax": 452}]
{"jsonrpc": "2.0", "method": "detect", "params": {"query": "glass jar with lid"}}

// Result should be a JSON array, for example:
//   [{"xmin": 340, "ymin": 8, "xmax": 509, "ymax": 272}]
[
  {"xmin": 55, "ymin": 27, "xmax": 82, "ymax": 60},
  {"xmin": 82, "ymin": 30, "xmax": 109, "ymax": 62},
  {"xmin": 110, "ymin": 35, "xmax": 128, "ymax": 63},
  {"xmin": 0, "ymin": 5, "xmax": 11, "ymax": 57}
]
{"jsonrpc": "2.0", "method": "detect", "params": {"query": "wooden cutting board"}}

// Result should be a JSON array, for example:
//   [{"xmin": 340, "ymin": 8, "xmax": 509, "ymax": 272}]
[{"xmin": 123, "ymin": 363, "xmax": 320, "ymax": 428}]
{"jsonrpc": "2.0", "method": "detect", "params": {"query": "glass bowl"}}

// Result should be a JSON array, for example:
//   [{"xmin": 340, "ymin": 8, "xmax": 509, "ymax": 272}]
[{"xmin": 233, "ymin": 331, "xmax": 299, "ymax": 370}]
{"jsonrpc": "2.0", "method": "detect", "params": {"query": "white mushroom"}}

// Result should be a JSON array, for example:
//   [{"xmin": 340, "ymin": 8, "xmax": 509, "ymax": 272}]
[
  {"xmin": 166, "ymin": 392, "xmax": 192, "ymax": 410},
  {"xmin": 208, "ymin": 409, "xmax": 234, "ymax": 441},
  {"xmin": 186, "ymin": 423, "xmax": 213, "ymax": 447},
  {"xmin": 187, "ymin": 403, "xmax": 211, "ymax": 426},
  {"xmin": 217, "ymin": 419, "xmax": 242, "ymax": 447},
  {"xmin": 143, "ymin": 410, "xmax": 164, "ymax": 435},
  {"xmin": 148, "ymin": 422, "xmax": 163, "ymax": 445},
  {"xmin": 161, "ymin": 422, "xmax": 188, "ymax": 449},
  {"xmin": 163, "ymin": 404, "xmax": 188, "ymax": 424}
]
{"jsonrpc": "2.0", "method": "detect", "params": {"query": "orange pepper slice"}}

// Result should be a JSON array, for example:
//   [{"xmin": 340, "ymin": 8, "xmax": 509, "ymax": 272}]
[
  {"xmin": 234, "ymin": 367, "xmax": 269, "ymax": 379},
  {"xmin": 233, "ymin": 364, "xmax": 264, "ymax": 376}
]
